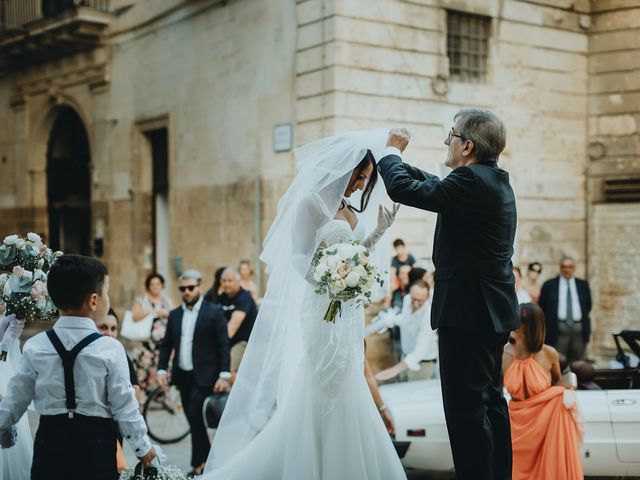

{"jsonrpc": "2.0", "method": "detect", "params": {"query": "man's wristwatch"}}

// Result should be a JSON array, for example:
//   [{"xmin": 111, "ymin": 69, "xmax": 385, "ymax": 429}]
[{"xmin": 219, "ymin": 371, "xmax": 232, "ymax": 381}]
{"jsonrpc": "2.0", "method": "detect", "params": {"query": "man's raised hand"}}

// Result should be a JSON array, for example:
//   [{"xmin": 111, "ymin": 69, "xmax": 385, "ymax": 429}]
[{"xmin": 386, "ymin": 128, "xmax": 411, "ymax": 153}]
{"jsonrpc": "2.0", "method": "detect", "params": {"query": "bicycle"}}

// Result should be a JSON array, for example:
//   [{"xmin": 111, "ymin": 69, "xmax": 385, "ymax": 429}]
[{"xmin": 142, "ymin": 384, "xmax": 190, "ymax": 444}]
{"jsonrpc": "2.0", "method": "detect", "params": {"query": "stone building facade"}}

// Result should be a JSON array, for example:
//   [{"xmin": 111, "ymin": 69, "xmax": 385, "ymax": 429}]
[{"xmin": 0, "ymin": 0, "xmax": 637, "ymax": 355}]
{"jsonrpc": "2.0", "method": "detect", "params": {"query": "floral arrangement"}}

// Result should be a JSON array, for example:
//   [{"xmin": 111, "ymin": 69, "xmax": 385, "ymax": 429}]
[
  {"xmin": 311, "ymin": 241, "xmax": 384, "ymax": 323},
  {"xmin": 119, "ymin": 464, "xmax": 190, "ymax": 480},
  {"xmin": 0, "ymin": 233, "xmax": 61, "ymax": 360}
]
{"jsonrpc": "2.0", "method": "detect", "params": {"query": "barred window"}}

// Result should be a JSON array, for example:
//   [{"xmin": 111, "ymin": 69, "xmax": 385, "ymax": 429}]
[{"xmin": 447, "ymin": 10, "xmax": 491, "ymax": 83}]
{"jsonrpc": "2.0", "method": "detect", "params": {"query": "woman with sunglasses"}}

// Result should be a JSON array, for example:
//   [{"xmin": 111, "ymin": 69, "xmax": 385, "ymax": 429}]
[
  {"xmin": 129, "ymin": 272, "xmax": 174, "ymax": 391},
  {"xmin": 523, "ymin": 262, "xmax": 543, "ymax": 304}
]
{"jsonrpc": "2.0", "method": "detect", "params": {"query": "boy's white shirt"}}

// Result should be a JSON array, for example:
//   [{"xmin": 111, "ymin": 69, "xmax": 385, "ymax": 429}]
[{"xmin": 0, "ymin": 316, "xmax": 151, "ymax": 455}]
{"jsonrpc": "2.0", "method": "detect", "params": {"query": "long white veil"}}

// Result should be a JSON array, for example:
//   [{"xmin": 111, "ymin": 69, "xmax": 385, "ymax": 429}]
[{"xmin": 205, "ymin": 130, "xmax": 390, "ymax": 472}]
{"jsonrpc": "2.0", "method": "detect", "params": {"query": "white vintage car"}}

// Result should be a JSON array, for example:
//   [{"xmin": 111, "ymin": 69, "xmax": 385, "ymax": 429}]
[{"xmin": 379, "ymin": 331, "xmax": 640, "ymax": 477}]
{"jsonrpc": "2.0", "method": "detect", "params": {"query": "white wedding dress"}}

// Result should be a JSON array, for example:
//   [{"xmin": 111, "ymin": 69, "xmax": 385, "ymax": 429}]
[
  {"xmin": 205, "ymin": 219, "xmax": 406, "ymax": 479},
  {"xmin": 0, "ymin": 339, "xmax": 33, "ymax": 480}
]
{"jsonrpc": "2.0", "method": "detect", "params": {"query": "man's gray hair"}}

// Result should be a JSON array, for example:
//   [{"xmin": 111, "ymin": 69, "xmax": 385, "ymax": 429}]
[
  {"xmin": 454, "ymin": 108, "xmax": 506, "ymax": 164},
  {"xmin": 179, "ymin": 269, "xmax": 203, "ymax": 284},
  {"xmin": 222, "ymin": 267, "xmax": 241, "ymax": 280},
  {"xmin": 560, "ymin": 255, "xmax": 576, "ymax": 265}
]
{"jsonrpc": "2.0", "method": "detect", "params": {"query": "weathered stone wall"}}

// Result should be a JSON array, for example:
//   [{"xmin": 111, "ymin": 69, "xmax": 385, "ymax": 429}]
[
  {"xmin": 589, "ymin": 203, "xmax": 640, "ymax": 353},
  {"xmin": 587, "ymin": 1, "xmax": 640, "ymax": 354}
]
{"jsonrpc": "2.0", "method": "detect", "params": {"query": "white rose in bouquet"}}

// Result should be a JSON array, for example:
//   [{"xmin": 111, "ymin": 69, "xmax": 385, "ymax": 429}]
[
  {"xmin": 26, "ymin": 232, "xmax": 43, "ymax": 245},
  {"xmin": 338, "ymin": 244, "xmax": 357, "ymax": 259},
  {"xmin": 3, "ymin": 235, "xmax": 19, "ymax": 246},
  {"xmin": 325, "ymin": 254, "xmax": 338, "ymax": 268},
  {"xmin": 357, "ymin": 253, "xmax": 369, "ymax": 266},
  {"xmin": 345, "ymin": 271, "xmax": 361, "ymax": 288},
  {"xmin": 354, "ymin": 265, "xmax": 367, "ymax": 277}
]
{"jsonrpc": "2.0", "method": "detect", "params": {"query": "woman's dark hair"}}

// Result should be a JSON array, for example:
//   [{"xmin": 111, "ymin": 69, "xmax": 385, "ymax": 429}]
[
  {"xmin": 144, "ymin": 272, "xmax": 165, "ymax": 291},
  {"xmin": 527, "ymin": 262, "xmax": 542, "ymax": 273},
  {"xmin": 348, "ymin": 150, "xmax": 378, "ymax": 213},
  {"xmin": 408, "ymin": 267, "xmax": 427, "ymax": 286},
  {"xmin": 206, "ymin": 266, "xmax": 227, "ymax": 303},
  {"xmin": 107, "ymin": 307, "xmax": 118, "ymax": 322},
  {"xmin": 48, "ymin": 255, "xmax": 108, "ymax": 311},
  {"xmin": 519, "ymin": 303, "xmax": 545, "ymax": 354}
]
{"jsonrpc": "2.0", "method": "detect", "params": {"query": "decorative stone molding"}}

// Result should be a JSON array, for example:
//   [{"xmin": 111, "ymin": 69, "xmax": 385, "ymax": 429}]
[
  {"xmin": 431, "ymin": 75, "xmax": 449, "ymax": 96},
  {"xmin": 588, "ymin": 141, "xmax": 606, "ymax": 160}
]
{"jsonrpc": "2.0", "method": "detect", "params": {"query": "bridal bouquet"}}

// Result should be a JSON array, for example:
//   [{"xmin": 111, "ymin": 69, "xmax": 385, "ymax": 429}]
[
  {"xmin": 311, "ymin": 241, "xmax": 384, "ymax": 323},
  {"xmin": 0, "ymin": 233, "xmax": 61, "ymax": 360}
]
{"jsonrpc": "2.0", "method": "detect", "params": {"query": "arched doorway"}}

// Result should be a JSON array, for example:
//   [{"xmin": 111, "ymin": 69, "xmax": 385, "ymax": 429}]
[{"xmin": 46, "ymin": 107, "xmax": 91, "ymax": 255}]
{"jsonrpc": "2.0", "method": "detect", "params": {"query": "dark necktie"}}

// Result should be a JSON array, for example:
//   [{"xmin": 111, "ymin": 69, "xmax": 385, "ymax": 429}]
[{"xmin": 566, "ymin": 279, "xmax": 574, "ymax": 326}]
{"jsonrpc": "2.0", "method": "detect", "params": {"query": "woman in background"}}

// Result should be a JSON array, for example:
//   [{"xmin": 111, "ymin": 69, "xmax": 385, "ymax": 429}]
[
  {"xmin": 502, "ymin": 303, "xmax": 583, "ymax": 480},
  {"xmin": 130, "ymin": 272, "xmax": 173, "ymax": 391}
]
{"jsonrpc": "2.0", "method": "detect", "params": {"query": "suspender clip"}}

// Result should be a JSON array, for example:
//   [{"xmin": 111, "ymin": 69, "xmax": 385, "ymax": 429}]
[{"xmin": 68, "ymin": 410, "xmax": 75, "ymax": 419}]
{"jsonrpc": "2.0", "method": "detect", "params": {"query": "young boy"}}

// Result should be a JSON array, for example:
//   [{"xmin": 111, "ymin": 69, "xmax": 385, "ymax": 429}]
[{"xmin": 0, "ymin": 255, "xmax": 155, "ymax": 480}]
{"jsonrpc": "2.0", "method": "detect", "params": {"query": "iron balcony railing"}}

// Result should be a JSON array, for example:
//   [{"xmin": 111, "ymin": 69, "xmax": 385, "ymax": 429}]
[{"xmin": 0, "ymin": 0, "xmax": 110, "ymax": 33}]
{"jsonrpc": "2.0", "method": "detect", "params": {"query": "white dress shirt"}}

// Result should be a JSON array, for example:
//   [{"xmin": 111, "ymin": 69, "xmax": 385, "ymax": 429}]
[
  {"xmin": 557, "ymin": 276, "xmax": 582, "ymax": 322},
  {"xmin": 392, "ymin": 295, "xmax": 438, "ymax": 371},
  {"xmin": 383, "ymin": 146, "xmax": 402, "ymax": 158},
  {"xmin": 0, "ymin": 316, "xmax": 151, "ymax": 456},
  {"xmin": 178, "ymin": 297, "xmax": 203, "ymax": 371}
]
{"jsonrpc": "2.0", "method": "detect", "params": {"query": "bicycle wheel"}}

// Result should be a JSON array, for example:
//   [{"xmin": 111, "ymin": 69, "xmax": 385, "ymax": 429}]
[{"xmin": 142, "ymin": 385, "xmax": 190, "ymax": 444}]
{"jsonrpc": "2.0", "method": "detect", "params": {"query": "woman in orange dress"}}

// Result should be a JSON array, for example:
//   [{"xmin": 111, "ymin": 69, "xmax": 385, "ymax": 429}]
[{"xmin": 502, "ymin": 303, "xmax": 584, "ymax": 480}]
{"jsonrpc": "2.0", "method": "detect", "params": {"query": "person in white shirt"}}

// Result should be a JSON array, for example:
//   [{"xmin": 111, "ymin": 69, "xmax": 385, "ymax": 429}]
[
  {"xmin": 0, "ymin": 254, "xmax": 155, "ymax": 480},
  {"xmin": 368, "ymin": 280, "xmax": 438, "ymax": 381}
]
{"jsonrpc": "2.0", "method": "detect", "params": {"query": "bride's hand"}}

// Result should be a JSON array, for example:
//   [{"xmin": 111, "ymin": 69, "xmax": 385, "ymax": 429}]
[{"xmin": 376, "ymin": 204, "xmax": 400, "ymax": 233}]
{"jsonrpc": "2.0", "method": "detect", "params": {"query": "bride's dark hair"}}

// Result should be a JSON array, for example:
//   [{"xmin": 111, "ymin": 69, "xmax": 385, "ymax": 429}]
[{"xmin": 349, "ymin": 149, "xmax": 378, "ymax": 213}]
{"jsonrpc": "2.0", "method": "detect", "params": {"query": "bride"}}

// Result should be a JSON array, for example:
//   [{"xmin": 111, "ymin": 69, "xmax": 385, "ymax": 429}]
[
  {"xmin": 204, "ymin": 130, "xmax": 407, "ymax": 479},
  {"xmin": 0, "ymin": 315, "xmax": 32, "ymax": 479}
]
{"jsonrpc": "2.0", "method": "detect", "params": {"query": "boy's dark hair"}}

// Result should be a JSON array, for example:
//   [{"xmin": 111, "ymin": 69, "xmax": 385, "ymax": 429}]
[
  {"xmin": 48, "ymin": 255, "xmax": 108, "ymax": 311},
  {"xmin": 393, "ymin": 239, "xmax": 405, "ymax": 248}
]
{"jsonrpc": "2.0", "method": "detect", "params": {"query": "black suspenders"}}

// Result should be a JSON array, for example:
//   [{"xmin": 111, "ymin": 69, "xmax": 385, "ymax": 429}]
[{"xmin": 46, "ymin": 329, "xmax": 103, "ymax": 419}]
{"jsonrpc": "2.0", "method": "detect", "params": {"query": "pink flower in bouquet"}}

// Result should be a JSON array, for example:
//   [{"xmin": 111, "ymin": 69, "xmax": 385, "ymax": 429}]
[
  {"xmin": 12, "ymin": 266, "xmax": 24, "ymax": 277},
  {"xmin": 31, "ymin": 280, "xmax": 47, "ymax": 300}
]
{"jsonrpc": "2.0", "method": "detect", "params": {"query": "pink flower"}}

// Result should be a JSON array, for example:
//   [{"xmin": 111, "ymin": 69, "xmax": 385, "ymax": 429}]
[
  {"xmin": 31, "ymin": 280, "xmax": 47, "ymax": 300},
  {"xmin": 12, "ymin": 266, "xmax": 24, "ymax": 277}
]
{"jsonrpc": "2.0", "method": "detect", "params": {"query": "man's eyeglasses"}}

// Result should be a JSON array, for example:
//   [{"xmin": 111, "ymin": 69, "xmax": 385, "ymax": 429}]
[
  {"xmin": 447, "ymin": 130, "xmax": 466, "ymax": 142},
  {"xmin": 178, "ymin": 285, "xmax": 197, "ymax": 292}
]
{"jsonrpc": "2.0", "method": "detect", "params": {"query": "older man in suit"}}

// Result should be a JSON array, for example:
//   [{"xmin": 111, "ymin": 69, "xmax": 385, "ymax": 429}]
[
  {"xmin": 378, "ymin": 110, "xmax": 519, "ymax": 480},
  {"xmin": 539, "ymin": 256, "xmax": 592, "ymax": 363},
  {"xmin": 157, "ymin": 270, "xmax": 230, "ymax": 477}
]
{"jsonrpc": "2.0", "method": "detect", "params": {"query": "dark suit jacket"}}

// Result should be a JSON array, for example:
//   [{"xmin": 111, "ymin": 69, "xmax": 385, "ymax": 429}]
[
  {"xmin": 539, "ymin": 276, "xmax": 592, "ymax": 346},
  {"xmin": 379, "ymin": 155, "xmax": 519, "ymax": 333},
  {"xmin": 157, "ymin": 299, "xmax": 231, "ymax": 388}
]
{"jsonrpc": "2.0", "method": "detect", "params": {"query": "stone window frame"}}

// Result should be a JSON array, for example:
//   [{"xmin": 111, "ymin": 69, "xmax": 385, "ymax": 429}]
[{"xmin": 446, "ymin": 10, "xmax": 491, "ymax": 84}]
